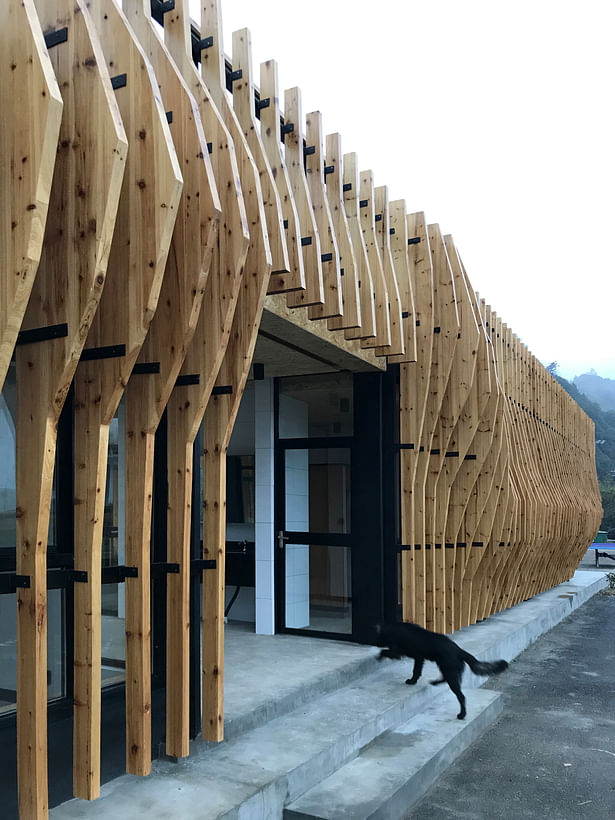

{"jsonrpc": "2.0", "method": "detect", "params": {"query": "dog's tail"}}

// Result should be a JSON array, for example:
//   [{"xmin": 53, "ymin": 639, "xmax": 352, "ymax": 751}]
[{"xmin": 461, "ymin": 650, "xmax": 508, "ymax": 677}]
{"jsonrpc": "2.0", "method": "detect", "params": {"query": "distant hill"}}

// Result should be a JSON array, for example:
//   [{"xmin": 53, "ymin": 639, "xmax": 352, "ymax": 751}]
[
  {"xmin": 574, "ymin": 371, "xmax": 615, "ymax": 413},
  {"xmin": 555, "ymin": 373, "xmax": 615, "ymax": 534},
  {"xmin": 554, "ymin": 374, "xmax": 615, "ymax": 483}
]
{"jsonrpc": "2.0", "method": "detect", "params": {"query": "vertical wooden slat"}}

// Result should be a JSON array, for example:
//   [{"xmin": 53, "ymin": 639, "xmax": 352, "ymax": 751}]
[
  {"xmin": 17, "ymin": 2, "xmax": 127, "ymax": 815},
  {"xmin": 163, "ymin": 0, "xmax": 249, "ymax": 759},
  {"xmin": 200, "ymin": 0, "xmax": 272, "ymax": 743},
  {"xmin": 325, "ymin": 133, "xmax": 362, "ymax": 333},
  {"xmin": 342, "ymin": 152, "xmax": 378, "ymax": 344},
  {"xmin": 120, "ymin": 0, "xmax": 220, "ymax": 777},
  {"xmin": 359, "ymin": 169, "xmax": 393, "ymax": 351},
  {"xmin": 0, "ymin": 0, "xmax": 62, "ymax": 390},
  {"xmin": 284, "ymin": 87, "xmax": 325, "ymax": 311},
  {"xmin": 72, "ymin": 0, "xmax": 182, "ymax": 798},
  {"xmin": 373, "ymin": 185, "xmax": 405, "ymax": 358},
  {"xmin": 260, "ymin": 59, "xmax": 306, "ymax": 296}
]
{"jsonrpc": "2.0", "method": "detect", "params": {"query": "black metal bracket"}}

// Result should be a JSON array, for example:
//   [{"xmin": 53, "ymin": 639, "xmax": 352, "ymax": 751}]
[
  {"xmin": 433, "ymin": 326, "xmax": 441, "ymax": 334},
  {"xmin": 212, "ymin": 385, "xmax": 232, "ymax": 396},
  {"xmin": 321, "ymin": 253, "xmax": 333, "ymax": 263},
  {"xmin": 398, "ymin": 443, "xmax": 415, "ymax": 450},
  {"xmin": 430, "ymin": 448, "xmax": 440, "ymax": 455},
  {"xmin": 389, "ymin": 228, "xmax": 396, "ymax": 235},
  {"xmin": 102, "ymin": 565, "xmax": 138, "ymax": 584},
  {"xmin": 359, "ymin": 199, "xmax": 368, "ymax": 208},
  {"xmin": 256, "ymin": 97, "xmax": 270, "ymax": 112},
  {"xmin": 416, "ymin": 319, "xmax": 421, "ymax": 327},
  {"xmin": 324, "ymin": 165, "xmax": 334, "ymax": 176},
  {"xmin": 0, "ymin": 574, "xmax": 30, "ymax": 594},
  {"xmin": 229, "ymin": 69, "xmax": 243, "ymax": 83},
  {"xmin": 151, "ymin": 562, "xmax": 180, "ymax": 579},
  {"xmin": 44, "ymin": 27, "xmax": 68, "ymax": 50},
  {"xmin": 375, "ymin": 213, "xmax": 382, "ymax": 222},
  {"xmin": 343, "ymin": 182, "xmax": 352, "ymax": 192},
  {"xmin": 304, "ymin": 145, "xmax": 316, "ymax": 156},
  {"xmin": 207, "ymin": 142, "xmax": 213, "ymax": 154},
  {"xmin": 408, "ymin": 236, "xmax": 421, "ymax": 245},
  {"xmin": 176, "ymin": 374, "xmax": 200, "ymax": 387},
  {"xmin": 445, "ymin": 451, "xmax": 459, "ymax": 458},
  {"xmin": 151, "ymin": 0, "xmax": 175, "ymax": 21},
  {"xmin": 402, "ymin": 311, "xmax": 410, "ymax": 319},
  {"xmin": 111, "ymin": 74, "xmax": 127, "ymax": 91},
  {"xmin": 301, "ymin": 235, "xmax": 313, "ymax": 247},
  {"xmin": 166, "ymin": 110, "xmax": 173, "ymax": 124},
  {"xmin": 47, "ymin": 569, "xmax": 88, "ymax": 589},
  {"xmin": 471, "ymin": 542, "xmax": 484, "ymax": 547},
  {"xmin": 464, "ymin": 454, "xmax": 477, "ymax": 461},
  {"xmin": 192, "ymin": 35, "xmax": 214, "ymax": 65},
  {"xmin": 191, "ymin": 559, "xmax": 217, "ymax": 576},
  {"xmin": 283, "ymin": 219, "xmax": 289, "ymax": 229},
  {"xmin": 16, "ymin": 323, "xmax": 69, "ymax": 346},
  {"xmin": 133, "ymin": 362, "xmax": 160, "ymax": 374},
  {"xmin": 281, "ymin": 122, "xmax": 294, "ymax": 140},
  {"xmin": 81, "ymin": 344, "xmax": 126, "ymax": 362}
]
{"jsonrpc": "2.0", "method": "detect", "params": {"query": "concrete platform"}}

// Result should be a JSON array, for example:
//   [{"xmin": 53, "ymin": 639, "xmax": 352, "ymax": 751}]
[{"xmin": 51, "ymin": 569, "xmax": 606, "ymax": 820}]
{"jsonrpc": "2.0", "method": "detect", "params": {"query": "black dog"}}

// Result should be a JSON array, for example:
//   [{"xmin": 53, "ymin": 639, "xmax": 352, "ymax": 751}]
[{"xmin": 377, "ymin": 622, "xmax": 508, "ymax": 719}]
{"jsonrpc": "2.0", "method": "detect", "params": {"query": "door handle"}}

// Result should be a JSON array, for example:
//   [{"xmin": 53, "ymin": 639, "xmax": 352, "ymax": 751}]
[{"xmin": 277, "ymin": 530, "xmax": 289, "ymax": 550}]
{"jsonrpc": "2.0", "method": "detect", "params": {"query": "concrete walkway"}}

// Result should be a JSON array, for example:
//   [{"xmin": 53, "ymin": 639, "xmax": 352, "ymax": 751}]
[
  {"xmin": 51, "ymin": 567, "xmax": 607, "ymax": 819},
  {"xmin": 406, "ymin": 584, "xmax": 615, "ymax": 820}
]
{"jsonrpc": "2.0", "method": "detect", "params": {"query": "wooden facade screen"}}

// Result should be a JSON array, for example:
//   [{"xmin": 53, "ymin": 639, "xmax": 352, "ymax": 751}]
[{"xmin": 0, "ymin": 1, "xmax": 602, "ymax": 817}]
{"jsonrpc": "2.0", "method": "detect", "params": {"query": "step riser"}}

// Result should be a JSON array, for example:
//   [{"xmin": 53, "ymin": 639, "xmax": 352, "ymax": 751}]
[{"xmin": 284, "ymin": 692, "xmax": 503, "ymax": 820}]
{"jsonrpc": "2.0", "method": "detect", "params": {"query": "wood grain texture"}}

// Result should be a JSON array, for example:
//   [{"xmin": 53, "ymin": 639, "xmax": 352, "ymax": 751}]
[
  {"xmin": 121, "ymin": 0, "xmax": 220, "ymax": 777},
  {"xmin": 305, "ymin": 111, "xmax": 343, "ymax": 322},
  {"xmin": 260, "ymin": 59, "xmax": 306, "ymax": 295},
  {"xmin": 342, "ymin": 151, "xmax": 377, "ymax": 342},
  {"xmin": 0, "ymin": 0, "xmax": 63, "ymax": 390},
  {"xmin": 72, "ymin": 0, "xmax": 183, "ymax": 798},
  {"xmin": 358, "ymin": 168, "xmax": 392, "ymax": 350},
  {"xmin": 284, "ymin": 86, "xmax": 325, "ymax": 310},
  {"xmin": 200, "ymin": 0, "xmax": 272, "ymax": 743},
  {"xmin": 163, "ymin": 0, "xmax": 249, "ymax": 759},
  {"xmin": 18, "ymin": 1, "xmax": 127, "ymax": 815},
  {"xmin": 373, "ymin": 185, "xmax": 404, "ymax": 357},
  {"xmin": 325, "ymin": 133, "xmax": 361, "ymax": 333}
]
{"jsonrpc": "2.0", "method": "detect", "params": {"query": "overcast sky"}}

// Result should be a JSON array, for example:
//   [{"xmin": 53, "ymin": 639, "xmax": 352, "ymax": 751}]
[{"xmin": 189, "ymin": 0, "xmax": 614, "ymax": 382}]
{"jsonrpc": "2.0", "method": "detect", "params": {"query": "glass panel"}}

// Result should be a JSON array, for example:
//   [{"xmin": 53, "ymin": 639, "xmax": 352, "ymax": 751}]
[
  {"xmin": 101, "ymin": 404, "xmax": 126, "ymax": 686},
  {"xmin": 0, "ymin": 365, "xmax": 17, "ymax": 549},
  {"xmin": 0, "ymin": 588, "xmax": 65, "ymax": 714},
  {"xmin": 285, "ymin": 543, "xmax": 351, "ymax": 634},
  {"xmin": 285, "ymin": 448, "xmax": 351, "ymax": 534},
  {"xmin": 279, "ymin": 372, "xmax": 353, "ymax": 438}
]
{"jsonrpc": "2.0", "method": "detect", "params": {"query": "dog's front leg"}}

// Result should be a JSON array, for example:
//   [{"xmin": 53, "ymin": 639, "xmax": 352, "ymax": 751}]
[{"xmin": 406, "ymin": 657, "xmax": 424, "ymax": 685}]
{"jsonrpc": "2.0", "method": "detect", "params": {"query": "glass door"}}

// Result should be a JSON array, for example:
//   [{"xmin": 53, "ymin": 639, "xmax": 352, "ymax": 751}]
[{"xmin": 276, "ymin": 444, "xmax": 354, "ymax": 637}]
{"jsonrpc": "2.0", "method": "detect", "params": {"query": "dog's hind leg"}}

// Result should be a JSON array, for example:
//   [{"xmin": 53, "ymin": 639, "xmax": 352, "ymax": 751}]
[
  {"xmin": 445, "ymin": 671, "xmax": 466, "ymax": 720},
  {"xmin": 405, "ymin": 657, "xmax": 424, "ymax": 685}
]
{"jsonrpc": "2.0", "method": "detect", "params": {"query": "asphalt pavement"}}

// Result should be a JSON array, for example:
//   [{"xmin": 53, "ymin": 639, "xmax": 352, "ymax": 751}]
[{"xmin": 406, "ymin": 577, "xmax": 615, "ymax": 819}]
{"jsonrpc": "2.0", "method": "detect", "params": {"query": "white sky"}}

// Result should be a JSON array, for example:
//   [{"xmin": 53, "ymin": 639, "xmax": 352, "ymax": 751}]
[{"xmin": 189, "ymin": 0, "xmax": 615, "ymax": 382}]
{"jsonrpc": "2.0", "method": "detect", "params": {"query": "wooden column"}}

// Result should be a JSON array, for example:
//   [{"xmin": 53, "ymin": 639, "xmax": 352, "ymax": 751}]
[
  {"xmin": 17, "ymin": 2, "xmax": 127, "ymax": 815},
  {"xmin": 72, "ymin": 0, "xmax": 182, "ymax": 799},
  {"xmin": 120, "ymin": 0, "xmax": 220, "ymax": 776},
  {"xmin": 200, "ymin": 0, "xmax": 272, "ymax": 743},
  {"xmin": 163, "ymin": 0, "xmax": 249, "ymax": 759}
]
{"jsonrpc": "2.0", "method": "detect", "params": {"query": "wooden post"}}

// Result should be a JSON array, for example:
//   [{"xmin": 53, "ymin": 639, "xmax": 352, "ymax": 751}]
[
  {"xmin": 120, "ymin": 0, "xmax": 220, "ymax": 776},
  {"xmin": 72, "ymin": 0, "xmax": 182, "ymax": 798},
  {"xmin": 17, "ymin": 2, "xmax": 127, "ymax": 815}
]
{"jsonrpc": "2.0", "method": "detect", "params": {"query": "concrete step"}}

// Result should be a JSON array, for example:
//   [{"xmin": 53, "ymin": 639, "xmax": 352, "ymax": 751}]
[{"xmin": 284, "ymin": 689, "xmax": 503, "ymax": 820}]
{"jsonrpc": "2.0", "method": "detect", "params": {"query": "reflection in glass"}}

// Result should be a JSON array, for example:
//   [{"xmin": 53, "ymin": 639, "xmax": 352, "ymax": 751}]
[
  {"xmin": 285, "ymin": 544, "xmax": 351, "ymax": 634},
  {"xmin": 285, "ymin": 449, "xmax": 350, "ymax": 534},
  {"xmin": 101, "ymin": 405, "xmax": 126, "ymax": 686},
  {"xmin": 279, "ymin": 372, "xmax": 353, "ymax": 438}
]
